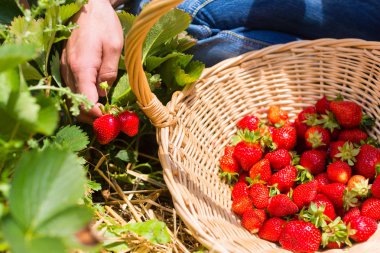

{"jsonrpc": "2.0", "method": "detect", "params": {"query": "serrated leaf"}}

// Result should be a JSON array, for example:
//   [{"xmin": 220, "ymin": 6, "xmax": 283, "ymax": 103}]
[
  {"xmin": 9, "ymin": 147, "xmax": 87, "ymax": 232},
  {"xmin": 54, "ymin": 125, "xmax": 89, "ymax": 152},
  {"xmin": 117, "ymin": 11, "xmax": 135, "ymax": 37},
  {"xmin": 122, "ymin": 220, "xmax": 171, "ymax": 244},
  {"xmin": 0, "ymin": 44, "xmax": 39, "ymax": 73},
  {"xmin": 115, "ymin": 150, "xmax": 138, "ymax": 163},
  {"xmin": 143, "ymin": 9, "xmax": 191, "ymax": 61},
  {"xmin": 145, "ymin": 52, "xmax": 184, "ymax": 72},
  {"xmin": 8, "ymin": 16, "xmax": 44, "ymax": 48},
  {"xmin": 174, "ymin": 60, "xmax": 204, "ymax": 86},
  {"xmin": 87, "ymin": 179, "xmax": 101, "ymax": 191},
  {"xmin": 50, "ymin": 50, "xmax": 62, "ymax": 86},
  {"xmin": 111, "ymin": 74, "xmax": 136, "ymax": 106},
  {"xmin": 59, "ymin": 3, "xmax": 82, "ymax": 23}
]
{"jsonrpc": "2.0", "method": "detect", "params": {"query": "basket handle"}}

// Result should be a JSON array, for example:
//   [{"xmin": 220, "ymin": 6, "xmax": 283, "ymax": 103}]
[{"xmin": 124, "ymin": 0, "xmax": 183, "ymax": 127}]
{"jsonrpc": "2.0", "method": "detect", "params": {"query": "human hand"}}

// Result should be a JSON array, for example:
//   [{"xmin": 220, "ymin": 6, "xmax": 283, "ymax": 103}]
[{"xmin": 61, "ymin": 0, "xmax": 124, "ymax": 123}]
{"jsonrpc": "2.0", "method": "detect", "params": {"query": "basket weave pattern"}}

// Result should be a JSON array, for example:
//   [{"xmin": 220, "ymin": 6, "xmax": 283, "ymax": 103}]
[{"xmin": 125, "ymin": 1, "xmax": 380, "ymax": 252}]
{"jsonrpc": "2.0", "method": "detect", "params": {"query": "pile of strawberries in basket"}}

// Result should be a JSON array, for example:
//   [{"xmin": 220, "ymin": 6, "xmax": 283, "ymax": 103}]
[{"xmin": 219, "ymin": 96, "xmax": 380, "ymax": 252}]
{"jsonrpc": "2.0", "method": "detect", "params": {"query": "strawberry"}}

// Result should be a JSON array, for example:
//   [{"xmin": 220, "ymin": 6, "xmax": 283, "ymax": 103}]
[
  {"xmin": 237, "ymin": 115, "xmax": 260, "ymax": 131},
  {"xmin": 223, "ymin": 146, "xmax": 235, "ymax": 156},
  {"xmin": 231, "ymin": 182, "xmax": 248, "ymax": 200},
  {"xmin": 264, "ymin": 149, "xmax": 291, "ymax": 170},
  {"xmin": 298, "ymin": 106, "xmax": 318, "ymax": 125},
  {"xmin": 313, "ymin": 194, "xmax": 336, "ymax": 221},
  {"xmin": 237, "ymin": 172, "xmax": 249, "ymax": 183},
  {"xmin": 329, "ymin": 141, "xmax": 359, "ymax": 166},
  {"xmin": 118, "ymin": 111, "xmax": 139, "ymax": 137},
  {"xmin": 252, "ymin": 208, "xmax": 267, "ymax": 222},
  {"xmin": 346, "ymin": 175, "xmax": 369, "ymax": 194},
  {"xmin": 248, "ymin": 183, "xmax": 269, "ymax": 209},
  {"xmin": 268, "ymin": 165, "xmax": 297, "ymax": 193},
  {"xmin": 219, "ymin": 154, "xmax": 239, "ymax": 173},
  {"xmin": 338, "ymin": 128, "xmax": 368, "ymax": 144},
  {"xmin": 241, "ymin": 209, "xmax": 263, "ymax": 233},
  {"xmin": 327, "ymin": 161, "xmax": 352, "ymax": 184},
  {"xmin": 267, "ymin": 194, "xmax": 298, "ymax": 217},
  {"xmin": 294, "ymin": 118, "xmax": 309, "ymax": 140},
  {"xmin": 371, "ymin": 175, "xmax": 380, "ymax": 198},
  {"xmin": 267, "ymin": 105, "xmax": 289, "ymax": 125},
  {"xmin": 361, "ymin": 197, "xmax": 380, "ymax": 221},
  {"xmin": 305, "ymin": 126, "xmax": 331, "ymax": 149},
  {"xmin": 258, "ymin": 217, "xmax": 286, "ymax": 242},
  {"xmin": 326, "ymin": 242, "xmax": 342, "ymax": 249},
  {"xmin": 349, "ymin": 216, "xmax": 378, "ymax": 242},
  {"xmin": 300, "ymin": 149, "xmax": 327, "ymax": 175},
  {"xmin": 232, "ymin": 195, "xmax": 253, "ymax": 215},
  {"xmin": 354, "ymin": 144, "xmax": 380, "ymax": 180},
  {"xmin": 319, "ymin": 183, "xmax": 346, "ymax": 208},
  {"xmin": 233, "ymin": 141, "xmax": 263, "ymax": 171},
  {"xmin": 279, "ymin": 220, "xmax": 322, "ymax": 253},
  {"xmin": 343, "ymin": 207, "xmax": 361, "ymax": 223},
  {"xmin": 93, "ymin": 114, "xmax": 121, "ymax": 144},
  {"xmin": 315, "ymin": 95, "xmax": 330, "ymax": 114},
  {"xmin": 272, "ymin": 126, "xmax": 297, "ymax": 150},
  {"xmin": 249, "ymin": 158, "xmax": 271, "ymax": 182},
  {"xmin": 314, "ymin": 173, "xmax": 331, "ymax": 191},
  {"xmin": 330, "ymin": 100, "xmax": 362, "ymax": 129},
  {"xmin": 293, "ymin": 180, "xmax": 318, "ymax": 209}
]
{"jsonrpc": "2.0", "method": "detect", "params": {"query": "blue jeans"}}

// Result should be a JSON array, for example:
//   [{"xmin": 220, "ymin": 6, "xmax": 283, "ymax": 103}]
[{"xmin": 132, "ymin": 0, "xmax": 380, "ymax": 66}]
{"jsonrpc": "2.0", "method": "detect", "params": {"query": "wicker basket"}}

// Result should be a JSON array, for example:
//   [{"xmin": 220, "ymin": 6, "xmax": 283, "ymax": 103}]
[{"xmin": 124, "ymin": 0, "xmax": 380, "ymax": 252}]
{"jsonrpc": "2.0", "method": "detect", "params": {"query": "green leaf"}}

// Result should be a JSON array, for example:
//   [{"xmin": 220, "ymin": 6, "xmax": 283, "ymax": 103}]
[
  {"xmin": 59, "ymin": 3, "xmax": 82, "ymax": 23},
  {"xmin": 122, "ymin": 220, "xmax": 172, "ymax": 244},
  {"xmin": 173, "ymin": 60, "xmax": 204, "ymax": 86},
  {"xmin": 50, "ymin": 51, "xmax": 62, "ymax": 87},
  {"xmin": 21, "ymin": 62, "xmax": 43, "ymax": 80},
  {"xmin": 2, "ymin": 215, "xmax": 66, "ymax": 253},
  {"xmin": 54, "ymin": 125, "xmax": 89, "ymax": 152},
  {"xmin": 0, "ymin": 44, "xmax": 39, "ymax": 73},
  {"xmin": 33, "ymin": 95, "xmax": 59, "ymax": 136},
  {"xmin": 117, "ymin": 11, "xmax": 135, "ymax": 37},
  {"xmin": 8, "ymin": 16, "xmax": 44, "ymax": 49},
  {"xmin": 111, "ymin": 74, "xmax": 136, "ymax": 106},
  {"xmin": 145, "ymin": 52, "xmax": 184, "ymax": 72},
  {"xmin": 115, "ymin": 150, "xmax": 138, "ymax": 163},
  {"xmin": 142, "ymin": 9, "xmax": 191, "ymax": 61},
  {"xmin": 9, "ymin": 147, "xmax": 88, "ymax": 232}
]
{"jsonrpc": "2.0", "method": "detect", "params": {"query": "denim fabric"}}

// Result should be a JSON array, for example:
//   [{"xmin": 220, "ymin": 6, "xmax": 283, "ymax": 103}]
[{"xmin": 131, "ymin": 0, "xmax": 380, "ymax": 66}]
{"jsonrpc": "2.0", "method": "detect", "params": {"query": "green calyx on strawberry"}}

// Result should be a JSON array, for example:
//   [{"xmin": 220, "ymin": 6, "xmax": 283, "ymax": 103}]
[
  {"xmin": 232, "ymin": 129, "xmax": 263, "ymax": 171},
  {"xmin": 295, "ymin": 165, "xmax": 314, "ymax": 184},
  {"xmin": 316, "ymin": 111, "xmax": 341, "ymax": 132},
  {"xmin": 305, "ymin": 126, "xmax": 331, "ymax": 149},
  {"xmin": 334, "ymin": 141, "xmax": 360, "ymax": 166},
  {"xmin": 321, "ymin": 216, "xmax": 353, "ymax": 248},
  {"xmin": 299, "ymin": 202, "xmax": 330, "ymax": 228}
]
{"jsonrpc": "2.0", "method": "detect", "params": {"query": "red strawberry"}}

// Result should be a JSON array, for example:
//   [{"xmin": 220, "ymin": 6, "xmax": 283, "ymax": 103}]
[
  {"xmin": 241, "ymin": 209, "xmax": 263, "ymax": 233},
  {"xmin": 258, "ymin": 217, "xmax": 286, "ymax": 242},
  {"xmin": 231, "ymin": 182, "xmax": 248, "ymax": 200},
  {"xmin": 265, "ymin": 149, "xmax": 291, "ymax": 170},
  {"xmin": 305, "ymin": 126, "xmax": 331, "ymax": 149},
  {"xmin": 279, "ymin": 220, "xmax": 322, "ymax": 253},
  {"xmin": 330, "ymin": 100, "xmax": 362, "ymax": 129},
  {"xmin": 93, "ymin": 114, "xmax": 121, "ymax": 144},
  {"xmin": 232, "ymin": 195, "xmax": 253, "ymax": 215},
  {"xmin": 319, "ymin": 183, "xmax": 346, "ymax": 208},
  {"xmin": 298, "ymin": 106, "xmax": 317, "ymax": 123},
  {"xmin": 267, "ymin": 194, "xmax": 298, "ymax": 217},
  {"xmin": 223, "ymin": 146, "xmax": 235, "ymax": 156},
  {"xmin": 294, "ymin": 118, "xmax": 309, "ymax": 140},
  {"xmin": 349, "ymin": 216, "xmax": 378, "ymax": 242},
  {"xmin": 252, "ymin": 208, "xmax": 267, "ymax": 223},
  {"xmin": 354, "ymin": 144, "xmax": 380, "ymax": 180},
  {"xmin": 343, "ymin": 207, "xmax": 361, "ymax": 223},
  {"xmin": 326, "ymin": 242, "xmax": 342, "ymax": 249},
  {"xmin": 371, "ymin": 176, "xmax": 380, "ymax": 198},
  {"xmin": 267, "ymin": 105, "xmax": 289, "ymax": 125},
  {"xmin": 314, "ymin": 173, "xmax": 331, "ymax": 191},
  {"xmin": 219, "ymin": 154, "xmax": 239, "ymax": 173},
  {"xmin": 268, "ymin": 165, "xmax": 297, "ymax": 193},
  {"xmin": 361, "ymin": 198, "xmax": 380, "ymax": 221},
  {"xmin": 329, "ymin": 141, "xmax": 359, "ymax": 166},
  {"xmin": 327, "ymin": 161, "xmax": 352, "ymax": 184},
  {"xmin": 272, "ymin": 126, "xmax": 297, "ymax": 150},
  {"xmin": 233, "ymin": 141, "xmax": 263, "ymax": 171},
  {"xmin": 338, "ymin": 128, "xmax": 368, "ymax": 144},
  {"xmin": 300, "ymin": 149, "xmax": 327, "ymax": 175},
  {"xmin": 118, "ymin": 111, "xmax": 139, "ymax": 137},
  {"xmin": 313, "ymin": 194, "xmax": 336, "ymax": 221},
  {"xmin": 238, "ymin": 172, "xmax": 249, "ymax": 183},
  {"xmin": 315, "ymin": 95, "xmax": 330, "ymax": 114},
  {"xmin": 249, "ymin": 158, "xmax": 271, "ymax": 182},
  {"xmin": 237, "ymin": 115, "xmax": 260, "ymax": 131},
  {"xmin": 293, "ymin": 180, "xmax": 318, "ymax": 209},
  {"xmin": 248, "ymin": 183, "xmax": 269, "ymax": 209}
]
